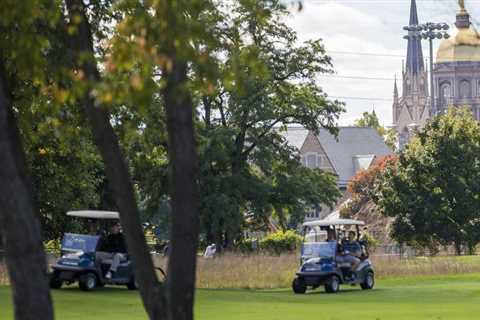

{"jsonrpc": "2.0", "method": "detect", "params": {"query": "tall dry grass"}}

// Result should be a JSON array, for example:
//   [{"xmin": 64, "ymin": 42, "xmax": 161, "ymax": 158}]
[
  {"xmin": 153, "ymin": 253, "xmax": 298, "ymax": 289},
  {"xmin": 0, "ymin": 262, "xmax": 8, "ymax": 285},
  {"xmin": 3, "ymin": 253, "xmax": 480, "ymax": 289},
  {"xmin": 372, "ymin": 255, "xmax": 480, "ymax": 278},
  {"xmin": 153, "ymin": 253, "xmax": 480, "ymax": 289}
]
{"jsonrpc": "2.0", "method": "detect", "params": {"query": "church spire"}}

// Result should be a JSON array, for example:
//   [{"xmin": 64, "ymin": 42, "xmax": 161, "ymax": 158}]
[
  {"xmin": 393, "ymin": 76, "xmax": 399, "ymax": 100},
  {"xmin": 406, "ymin": 0, "xmax": 424, "ymax": 74}
]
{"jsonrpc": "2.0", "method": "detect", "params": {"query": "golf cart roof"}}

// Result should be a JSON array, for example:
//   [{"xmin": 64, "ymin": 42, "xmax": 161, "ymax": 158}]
[
  {"xmin": 66, "ymin": 210, "xmax": 120, "ymax": 219},
  {"xmin": 303, "ymin": 219, "xmax": 365, "ymax": 227}
]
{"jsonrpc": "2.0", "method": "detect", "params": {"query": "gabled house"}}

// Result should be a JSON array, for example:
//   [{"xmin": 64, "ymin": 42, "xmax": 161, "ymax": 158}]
[{"xmin": 283, "ymin": 126, "xmax": 393, "ymax": 219}]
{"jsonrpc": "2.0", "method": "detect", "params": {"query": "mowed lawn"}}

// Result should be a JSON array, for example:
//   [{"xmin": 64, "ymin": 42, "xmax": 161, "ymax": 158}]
[{"xmin": 3, "ymin": 274, "xmax": 480, "ymax": 319}]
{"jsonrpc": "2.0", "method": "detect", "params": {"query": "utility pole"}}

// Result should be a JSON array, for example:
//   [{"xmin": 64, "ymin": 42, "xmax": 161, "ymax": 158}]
[{"xmin": 403, "ymin": 22, "xmax": 449, "ymax": 116}]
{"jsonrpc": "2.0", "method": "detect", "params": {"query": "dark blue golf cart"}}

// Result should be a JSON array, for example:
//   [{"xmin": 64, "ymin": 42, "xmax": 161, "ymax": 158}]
[
  {"xmin": 49, "ymin": 211, "xmax": 137, "ymax": 291},
  {"xmin": 292, "ymin": 219, "xmax": 374, "ymax": 294}
]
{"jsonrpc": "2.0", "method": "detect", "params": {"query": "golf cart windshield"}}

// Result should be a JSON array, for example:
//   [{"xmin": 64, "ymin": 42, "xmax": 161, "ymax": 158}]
[
  {"xmin": 61, "ymin": 233, "xmax": 99, "ymax": 253},
  {"xmin": 302, "ymin": 241, "xmax": 336, "ymax": 258}
]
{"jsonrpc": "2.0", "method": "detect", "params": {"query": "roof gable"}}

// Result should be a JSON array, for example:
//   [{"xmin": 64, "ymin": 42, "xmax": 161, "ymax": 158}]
[
  {"xmin": 300, "ymin": 131, "xmax": 336, "ymax": 174},
  {"xmin": 279, "ymin": 127, "xmax": 309, "ymax": 150}
]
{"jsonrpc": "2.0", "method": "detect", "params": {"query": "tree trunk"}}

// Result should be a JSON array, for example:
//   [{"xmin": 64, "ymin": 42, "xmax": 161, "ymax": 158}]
[
  {"xmin": 454, "ymin": 241, "xmax": 462, "ymax": 256},
  {"xmin": 202, "ymin": 96, "xmax": 211, "ymax": 128},
  {"xmin": 163, "ymin": 60, "xmax": 200, "ymax": 320},
  {"xmin": 0, "ymin": 59, "xmax": 54, "ymax": 320},
  {"xmin": 64, "ymin": 1, "xmax": 165, "ymax": 318}
]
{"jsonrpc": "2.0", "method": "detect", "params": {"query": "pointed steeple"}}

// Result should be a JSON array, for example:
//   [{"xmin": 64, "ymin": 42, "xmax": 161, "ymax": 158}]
[
  {"xmin": 406, "ymin": 0, "xmax": 424, "ymax": 74},
  {"xmin": 409, "ymin": 0, "xmax": 419, "ymax": 25},
  {"xmin": 393, "ymin": 76, "xmax": 400, "ymax": 123},
  {"xmin": 394, "ymin": 75, "xmax": 399, "ymax": 99}
]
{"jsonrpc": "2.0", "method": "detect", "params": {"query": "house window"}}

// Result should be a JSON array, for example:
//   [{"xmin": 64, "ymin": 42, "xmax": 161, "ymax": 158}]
[
  {"xmin": 307, "ymin": 206, "xmax": 322, "ymax": 218},
  {"xmin": 302, "ymin": 153, "xmax": 329, "ymax": 169},
  {"xmin": 319, "ymin": 155, "xmax": 329, "ymax": 168},
  {"xmin": 304, "ymin": 153, "xmax": 318, "ymax": 169}
]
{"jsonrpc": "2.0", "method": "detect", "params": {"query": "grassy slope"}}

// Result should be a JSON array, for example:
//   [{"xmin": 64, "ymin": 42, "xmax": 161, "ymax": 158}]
[{"xmin": 2, "ymin": 274, "xmax": 480, "ymax": 320}]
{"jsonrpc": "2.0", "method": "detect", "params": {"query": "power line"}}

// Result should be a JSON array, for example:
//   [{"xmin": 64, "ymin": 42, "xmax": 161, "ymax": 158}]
[
  {"xmin": 308, "ymin": 0, "xmax": 480, "ymax": 3},
  {"xmin": 319, "ymin": 74, "xmax": 394, "ymax": 81},
  {"xmin": 329, "ymin": 96, "xmax": 392, "ymax": 102},
  {"xmin": 327, "ymin": 50, "xmax": 403, "ymax": 58}
]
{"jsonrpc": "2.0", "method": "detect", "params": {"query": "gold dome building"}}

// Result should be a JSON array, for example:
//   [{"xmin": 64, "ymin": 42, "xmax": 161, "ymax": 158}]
[{"xmin": 434, "ymin": 3, "xmax": 480, "ymax": 118}]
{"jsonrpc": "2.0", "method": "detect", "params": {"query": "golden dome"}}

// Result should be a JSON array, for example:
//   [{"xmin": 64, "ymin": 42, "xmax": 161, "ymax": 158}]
[{"xmin": 436, "ymin": 10, "xmax": 480, "ymax": 63}]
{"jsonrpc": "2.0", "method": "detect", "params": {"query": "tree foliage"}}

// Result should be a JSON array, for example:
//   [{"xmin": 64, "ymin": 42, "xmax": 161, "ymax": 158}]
[
  {"xmin": 354, "ymin": 110, "xmax": 396, "ymax": 151},
  {"xmin": 347, "ymin": 155, "xmax": 397, "ymax": 203},
  {"xmin": 354, "ymin": 111, "xmax": 384, "ymax": 135},
  {"xmin": 196, "ymin": 0, "xmax": 343, "ymax": 244},
  {"xmin": 375, "ymin": 108, "xmax": 480, "ymax": 254}
]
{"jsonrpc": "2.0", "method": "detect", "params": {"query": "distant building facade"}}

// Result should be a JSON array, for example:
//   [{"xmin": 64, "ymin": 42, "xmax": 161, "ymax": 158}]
[
  {"xmin": 393, "ymin": 0, "xmax": 480, "ymax": 148},
  {"xmin": 434, "ymin": 5, "xmax": 480, "ymax": 118},
  {"xmin": 392, "ymin": 0, "xmax": 430, "ymax": 148}
]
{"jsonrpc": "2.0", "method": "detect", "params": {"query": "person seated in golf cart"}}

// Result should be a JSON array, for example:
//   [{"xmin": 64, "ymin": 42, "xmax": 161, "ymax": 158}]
[
  {"xmin": 343, "ymin": 231, "xmax": 363, "ymax": 257},
  {"xmin": 336, "ymin": 231, "xmax": 361, "ymax": 271},
  {"xmin": 327, "ymin": 228, "xmax": 336, "ymax": 242},
  {"xmin": 97, "ymin": 222, "xmax": 127, "ymax": 279}
]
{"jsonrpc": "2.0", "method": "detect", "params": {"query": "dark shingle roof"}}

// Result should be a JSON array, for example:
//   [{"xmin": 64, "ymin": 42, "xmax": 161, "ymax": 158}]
[
  {"xmin": 281, "ymin": 126, "xmax": 393, "ymax": 187},
  {"xmin": 317, "ymin": 127, "xmax": 392, "ymax": 186}
]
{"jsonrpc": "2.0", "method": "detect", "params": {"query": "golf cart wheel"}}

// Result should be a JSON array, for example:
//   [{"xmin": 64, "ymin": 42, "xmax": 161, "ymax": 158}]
[
  {"xmin": 79, "ymin": 272, "xmax": 97, "ymax": 291},
  {"xmin": 361, "ymin": 272, "xmax": 374, "ymax": 290},
  {"xmin": 324, "ymin": 275, "xmax": 340, "ymax": 293},
  {"xmin": 49, "ymin": 275, "xmax": 63, "ymax": 289},
  {"xmin": 127, "ymin": 277, "xmax": 138, "ymax": 290},
  {"xmin": 292, "ymin": 277, "xmax": 307, "ymax": 294}
]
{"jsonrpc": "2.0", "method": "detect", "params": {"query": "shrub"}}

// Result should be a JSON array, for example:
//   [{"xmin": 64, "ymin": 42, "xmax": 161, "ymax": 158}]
[
  {"xmin": 259, "ymin": 230, "xmax": 302, "ymax": 254},
  {"xmin": 235, "ymin": 238, "xmax": 260, "ymax": 253},
  {"xmin": 44, "ymin": 239, "xmax": 61, "ymax": 255},
  {"xmin": 360, "ymin": 231, "xmax": 379, "ymax": 252}
]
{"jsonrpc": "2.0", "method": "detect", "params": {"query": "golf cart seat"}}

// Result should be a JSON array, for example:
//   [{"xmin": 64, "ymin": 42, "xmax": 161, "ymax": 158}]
[
  {"xmin": 336, "ymin": 262, "xmax": 352, "ymax": 268},
  {"xmin": 100, "ymin": 258, "xmax": 130, "ymax": 266}
]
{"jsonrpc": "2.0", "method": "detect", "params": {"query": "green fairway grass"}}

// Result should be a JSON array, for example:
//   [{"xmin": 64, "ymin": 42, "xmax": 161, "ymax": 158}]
[{"xmin": 2, "ymin": 274, "xmax": 480, "ymax": 319}]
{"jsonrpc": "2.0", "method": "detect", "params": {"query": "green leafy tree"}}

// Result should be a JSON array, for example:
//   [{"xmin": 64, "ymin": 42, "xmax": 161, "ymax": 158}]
[
  {"xmin": 0, "ymin": 0, "xmax": 57, "ymax": 318},
  {"xmin": 197, "ymin": 0, "xmax": 343, "ymax": 245},
  {"xmin": 354, "ymin": 111, "xmax": 397, "ymax": 151},
  {"xmin": 19, "ymin": 97, "xmax": 105, "ymax": 240},
  {"xmin": 354, "ymin": 110, "xmax": 384, "ymax": 135},
  {"xmin": 375, "ymin": 107, "xmax": 480, "ymax": 254},
  {"xmin": 64, "ymin": 0, "xmax": 222, "ymax": 318}
]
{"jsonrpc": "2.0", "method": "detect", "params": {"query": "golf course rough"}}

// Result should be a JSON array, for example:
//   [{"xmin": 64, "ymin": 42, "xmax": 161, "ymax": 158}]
[{"xmin": 2, "ymin": 274, "xmax": 480, "ymax": 319}]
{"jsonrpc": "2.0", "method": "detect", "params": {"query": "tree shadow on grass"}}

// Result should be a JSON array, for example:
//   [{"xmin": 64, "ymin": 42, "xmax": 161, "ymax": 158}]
[
  {"xmin": 306, "ymin": 288, "xmax": 385, "ymax": 295},
  {"xmin": 57, "ymin": 286, "xmax": 137, "ymax": 295},
  {"xmin": 256, "ymin": 287, "xmax": 387, "ymax": 295}
]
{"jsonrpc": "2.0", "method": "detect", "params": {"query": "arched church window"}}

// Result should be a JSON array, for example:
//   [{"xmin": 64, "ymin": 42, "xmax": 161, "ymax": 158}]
[
  {"xmin": 459, "ymin": 80, "xmax": 471, "ymax": 98},
  {"xmin": 440, "ymin": 82, "xmax": 451, "ymax": 106},
  {"xmin": 441, "ymin": 83, "xmax": 451, "ymax": 98}
]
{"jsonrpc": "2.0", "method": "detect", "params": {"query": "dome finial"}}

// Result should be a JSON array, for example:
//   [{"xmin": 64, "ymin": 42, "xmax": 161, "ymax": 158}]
[{"xmin": 456, "ymin": 0, "xmax": 470, "ymax": 29}]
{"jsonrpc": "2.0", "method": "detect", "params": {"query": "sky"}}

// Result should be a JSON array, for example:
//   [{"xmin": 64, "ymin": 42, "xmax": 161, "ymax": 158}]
[{"xmin": 285, "ymin": 0, "xmax": 480, "ymax": 126}]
